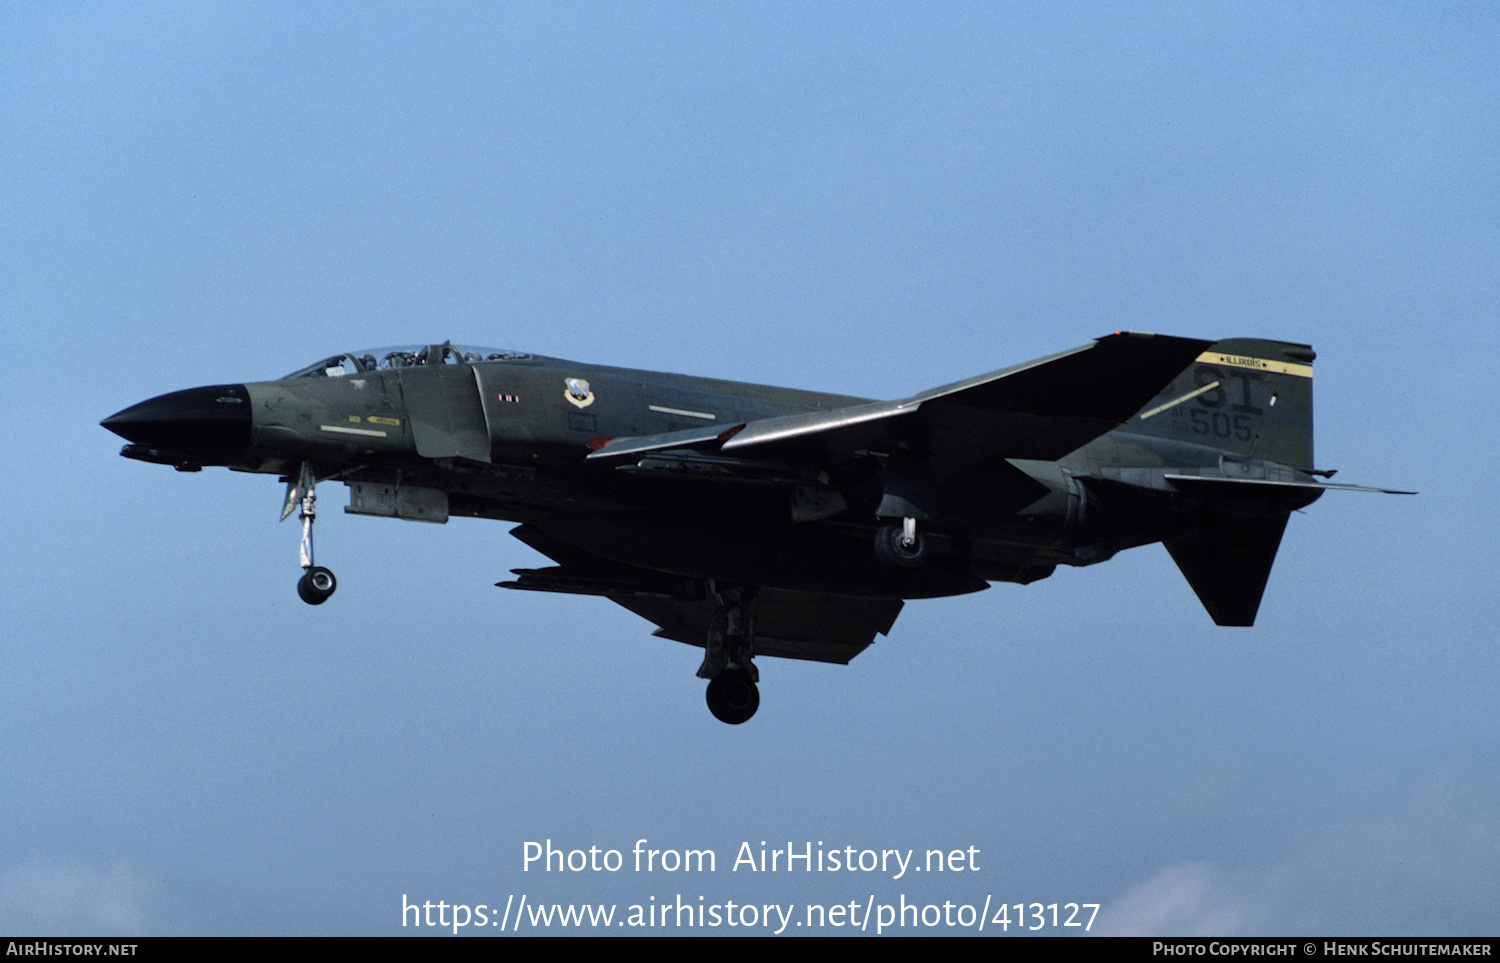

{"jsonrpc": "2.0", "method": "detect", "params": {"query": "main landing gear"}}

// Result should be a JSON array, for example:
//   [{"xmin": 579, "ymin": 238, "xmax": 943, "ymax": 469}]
[
  {"xmin": 874, "ymin": 448, "xmax": 933, "ymax": 570},
  {"xmin": 874, "ymin": 516, "xmax": 928, "ymax": 568},
  {"xmin": 285, "ymin": 463, "xmax": 337, "ymax": 605},
  {"xmin": 698, "ymin": 586, "xmax": 759, "ymax": 725}
]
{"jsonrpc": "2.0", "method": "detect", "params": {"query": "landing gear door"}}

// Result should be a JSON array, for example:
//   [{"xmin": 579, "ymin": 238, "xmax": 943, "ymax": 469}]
[{"xmin": 398, "ymin": 364, "xmax": 492, "ymax": 463}]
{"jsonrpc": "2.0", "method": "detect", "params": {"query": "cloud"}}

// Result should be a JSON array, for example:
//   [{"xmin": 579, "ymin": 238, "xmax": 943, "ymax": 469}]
[
  {"xmin": 1094, "ymin": 762, "xmax": 1500, "ymax": 936},
  {"xmin": 0, "ymin": 858, "xmax": 159, "ymax": 936},
  {"xmin": 1093, "ymin": 862, "xmax": 1264, "ymax": 936}
]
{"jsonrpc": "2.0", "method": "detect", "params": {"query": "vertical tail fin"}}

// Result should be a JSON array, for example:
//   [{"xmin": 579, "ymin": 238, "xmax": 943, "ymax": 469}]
[
  {"xmin": 1127, "ymin": 338, "xmax": 1315, "ymax": 626},
  {"xmin": 1128, "ymin": 338, "xmax": 1316, "ymax": 470}
]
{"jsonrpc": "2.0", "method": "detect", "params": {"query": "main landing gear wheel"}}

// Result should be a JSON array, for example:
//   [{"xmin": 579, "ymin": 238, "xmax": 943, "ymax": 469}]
[
  {"xmin": 705, "ymin": 668, "xmax": 759, "ymax": 725},
  {"xmin": 874, "ymin": 519, "xmax": 928, "ymax": 569},
  {"xmin": 297, "ymin": 566, "xmax": 337, "ymax": 605}
]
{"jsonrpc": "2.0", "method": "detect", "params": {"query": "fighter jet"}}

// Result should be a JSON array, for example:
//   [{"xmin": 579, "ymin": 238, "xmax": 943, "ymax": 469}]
[{"xmin": 102, "ymin": 334, "xmax": 1407, "ymax": 724}]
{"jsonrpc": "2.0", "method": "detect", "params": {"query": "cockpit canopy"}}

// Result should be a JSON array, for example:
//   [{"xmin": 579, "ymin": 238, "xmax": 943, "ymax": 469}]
[{"xmin": 284, "ymin": 342, "xmax": 533, "ymax": 379}]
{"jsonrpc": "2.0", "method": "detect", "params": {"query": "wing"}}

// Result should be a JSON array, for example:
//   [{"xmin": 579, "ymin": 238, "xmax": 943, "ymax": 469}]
[
  {"xmin": 498, "ymin": 534, "xmax": 903, "ymax": 664},
  {"xmin": 587, "ymin": 332, "xmax": 1215, "ymax": 472}
]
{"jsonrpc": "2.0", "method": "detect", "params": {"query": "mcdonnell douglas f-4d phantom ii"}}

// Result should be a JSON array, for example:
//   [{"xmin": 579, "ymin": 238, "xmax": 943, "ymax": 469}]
[{"xmin": 102, "ymin": 334, "xmax": 1408, "ymax": 724}]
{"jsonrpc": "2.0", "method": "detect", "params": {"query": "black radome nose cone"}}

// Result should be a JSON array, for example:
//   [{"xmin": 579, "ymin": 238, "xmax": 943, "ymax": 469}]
[{"xmin": 102, "ymin": 384, "xmax": 252, "ymax": 466}]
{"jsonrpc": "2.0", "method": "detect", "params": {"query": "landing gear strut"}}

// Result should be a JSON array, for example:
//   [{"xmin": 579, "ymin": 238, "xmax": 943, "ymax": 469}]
[
  {"xmin": 285, "ymin": 463, "xmax": 336, "ymax": 605},
  {"xmin": 698, "ymin": 586, "xmax": 759, "ymax": 724}
]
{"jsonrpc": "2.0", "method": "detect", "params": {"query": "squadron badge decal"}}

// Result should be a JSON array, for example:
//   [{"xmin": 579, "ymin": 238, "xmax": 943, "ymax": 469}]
[{"xmin": 564, "ymin": 377, "xmax": 595, "ymax": 409}]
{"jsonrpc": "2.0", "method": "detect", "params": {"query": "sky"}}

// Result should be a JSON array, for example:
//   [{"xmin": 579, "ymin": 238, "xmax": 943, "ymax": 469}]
[{"xmin": 2, "ymin": 1, "xmax": 1496, "ymax": 937}]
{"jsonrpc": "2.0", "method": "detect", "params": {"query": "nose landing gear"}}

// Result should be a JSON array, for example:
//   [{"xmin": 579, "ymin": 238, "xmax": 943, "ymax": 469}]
[{"xmin": 284, "ymin": 463, "xmax": 337, "ymax": 605}]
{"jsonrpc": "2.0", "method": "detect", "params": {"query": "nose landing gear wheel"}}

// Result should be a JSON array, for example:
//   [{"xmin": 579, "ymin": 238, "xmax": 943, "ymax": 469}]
[
  {"xmin": 706, "ymin": 668, "xmax": 759, "ymax": 725},
  {"xmin": 297, "ymin": 566, "xmax": 337, "ymax": 605}
]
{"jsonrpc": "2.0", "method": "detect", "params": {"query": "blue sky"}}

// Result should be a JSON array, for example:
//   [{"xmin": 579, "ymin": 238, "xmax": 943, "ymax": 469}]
[{"xmin": 2, "ymin": 2, "xmax": 1496, "ymax": 935}]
